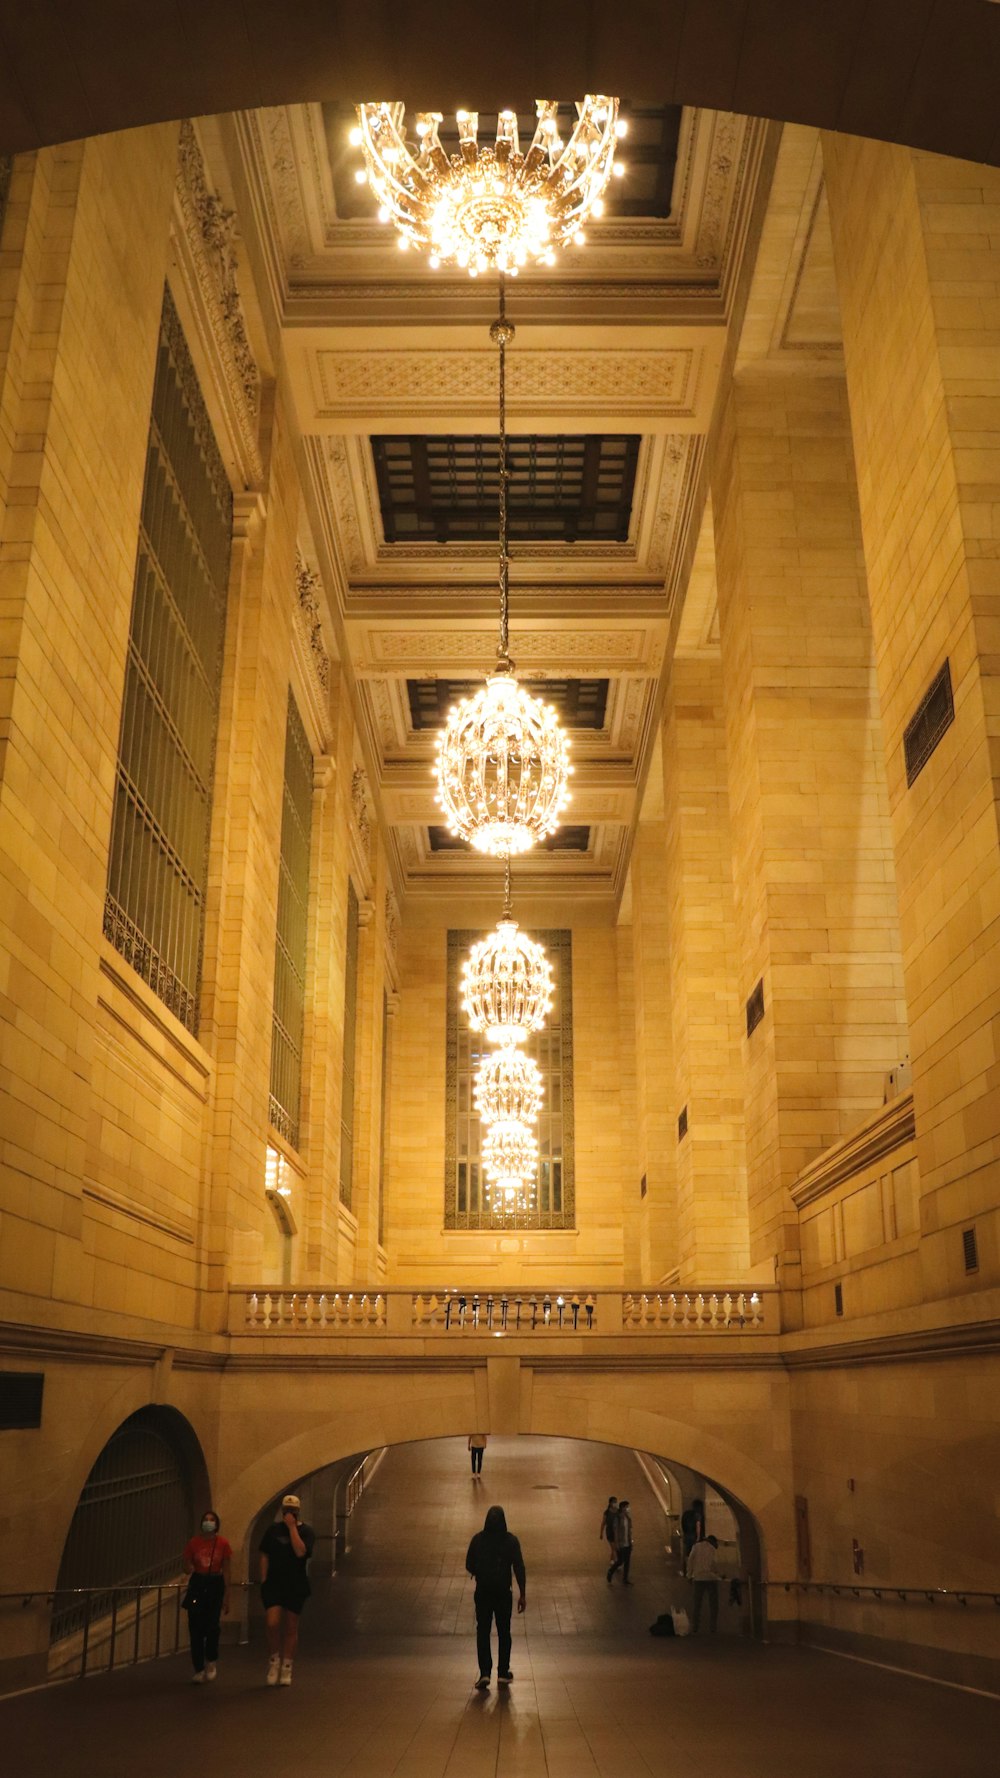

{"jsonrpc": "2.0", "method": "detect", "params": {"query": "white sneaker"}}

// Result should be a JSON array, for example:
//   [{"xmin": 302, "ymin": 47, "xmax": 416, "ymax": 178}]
[
  {"xmin": 279, "ymin": 1660, "xmax": 293, "ymax": 1687},
  {"xmin": 191, "ymin": 1670, "xmax": 206, "ymax": 1684},
  {"xmin": 266, "ymin": 1654, "xmax": 281, "ymax": 1686},
  {"xmin": 205, "ymin": 1663, "xmax": 217, "ymax": 1681}
]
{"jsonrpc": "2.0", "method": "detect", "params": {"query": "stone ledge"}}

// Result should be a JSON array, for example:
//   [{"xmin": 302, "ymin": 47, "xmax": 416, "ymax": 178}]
[{"xmin": 791, "ymin": 1093, "xmax": 915, "ymax": 1208}]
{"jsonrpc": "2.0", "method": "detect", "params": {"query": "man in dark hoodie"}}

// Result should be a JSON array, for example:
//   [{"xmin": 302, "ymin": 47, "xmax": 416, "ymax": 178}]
[{"xmin": 465, "ymin": 1504, "xmax": 527, "ymax": 1691}]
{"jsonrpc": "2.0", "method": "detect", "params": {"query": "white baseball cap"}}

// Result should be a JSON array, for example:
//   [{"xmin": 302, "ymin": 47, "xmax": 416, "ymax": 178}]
[{"xmin": 281, "ymin": 1493, "xmax": 301, "ymax": 1510}]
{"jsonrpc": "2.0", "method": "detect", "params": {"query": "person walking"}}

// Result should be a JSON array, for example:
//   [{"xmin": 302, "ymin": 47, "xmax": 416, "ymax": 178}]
[
  {"xmin": 259, "ymin": 1493, "xmax": 315, "ymax": 1687},
  {"xmin": 182, "ymin": 1509, "xmax": 231, "ymax": 1682},
  {"xmin": 607, "ymin": 1499, "xmax": 634, "ymax": 1584},
  {"xmin": 599, "ymin": 1495, "xmax": 618, "ymax": 1569},
  {"xmin": 468, "ymin": 1433, "xmax": 488, "ymax": 1476},
  {"xmin": 687, "ymin": 1530, "xmax": 720, "ymax": 1632},
  {"xmin": 681, "ymin": 1496, "xmax": 705, "ymax": 1562},
  {"xmin": 465, "ymin": 1504, "xmax": 526, "ymax": 1691}
]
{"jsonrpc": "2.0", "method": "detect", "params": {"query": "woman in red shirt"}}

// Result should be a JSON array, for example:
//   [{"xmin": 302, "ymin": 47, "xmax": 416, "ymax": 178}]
[{"xmin": 182, "ymin": 1510, "xmax": 232, "ymax": 1682}]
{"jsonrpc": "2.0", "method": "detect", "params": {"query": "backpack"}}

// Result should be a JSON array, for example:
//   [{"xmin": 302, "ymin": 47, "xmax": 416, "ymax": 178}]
[{"xmin": 649, "ymin": 1613, "xmax": 675, "ymax": 1638}]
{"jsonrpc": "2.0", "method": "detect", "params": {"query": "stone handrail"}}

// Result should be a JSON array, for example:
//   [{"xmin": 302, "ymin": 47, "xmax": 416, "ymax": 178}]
[{"xmin": 229, "ymin": 1285, "xmax": 776, "ymax": 1335}]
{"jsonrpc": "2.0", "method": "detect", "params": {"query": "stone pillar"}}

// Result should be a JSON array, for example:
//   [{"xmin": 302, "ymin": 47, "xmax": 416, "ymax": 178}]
[
  {"xmin": 629, "ymin": 818, "xmax": 678, "ymax": 1280},
  {"xmin": 199, "ymin": 401, "xmax": 299, "ymax": 1316},
  {"xmin": 823, "ymin": 136, "xmax": 1000, "ymax": 1298},
  {"xmin": 350, "ymin": 871, "xmax": 388, "ymax": 1281},
  {"xmin": 662, "ymin": 659, "xmax": 751, "ymax": 1280},
  {"xmin": 615, "ymin": 917, "xmax": 642, "ymax": 1280},
  {"xmin": 0, "ymin": 130, "xmax": 179, "ymax": 1315},
  {"xmin": 712, "ymin": 369, "xmax": 907, "ymax": 1285}
]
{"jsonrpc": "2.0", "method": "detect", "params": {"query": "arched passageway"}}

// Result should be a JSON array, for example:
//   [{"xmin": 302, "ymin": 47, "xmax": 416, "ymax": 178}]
[
  {"xmin": 1, "ymin": 3, "xmax": 999, "ymax": 167},
  {"xmin": 4, "ymin": 1432, "xmax": 999, "ymax": 1778}
]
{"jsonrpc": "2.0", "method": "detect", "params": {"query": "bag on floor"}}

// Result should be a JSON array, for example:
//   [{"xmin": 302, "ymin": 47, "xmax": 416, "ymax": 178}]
[
  {"xmin": 670, "ymin": 1606, "xmax": 691, "ymax": 1637},
  {"xmin": 649, "ymin": 1613, "xmax": 675, "ymax": 1638}
]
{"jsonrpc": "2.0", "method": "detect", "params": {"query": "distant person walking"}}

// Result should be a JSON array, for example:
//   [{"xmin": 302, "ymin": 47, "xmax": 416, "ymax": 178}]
[
  {"xmin": 182, "ymin": 1509, "xmax": 231, "ymax": 1682},
  {"xmin": 259, "ymin": 1493, "xmax": 315, "ymax": 1687},
  {"xmin": 465, "ymin": 1504, "xmax": 526, "ymax": 1691},
  {"xmin": 681, "ymin": 1497, "xmax": 705, "ymax": 1562},
  {"xmin": 599, "ymin": 1495, "xmax": 618, "ymax": 1567},
  {"xmin": 687, "ymin": 1531, "xmax": 719, "ymax": 1633},
  {"xmin": 468, "ymin": 1433, "xmax": 488, "ymax": 1476},
  {"xmin": 607, "ymin": 1499, "xmax": 634, "ymax": 1584}
]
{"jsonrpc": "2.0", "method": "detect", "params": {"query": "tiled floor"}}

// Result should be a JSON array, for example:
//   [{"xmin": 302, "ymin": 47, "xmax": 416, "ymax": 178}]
[{"xmin": 5, "ymin": 1435, "xmax": 998, "ymax": 1776}]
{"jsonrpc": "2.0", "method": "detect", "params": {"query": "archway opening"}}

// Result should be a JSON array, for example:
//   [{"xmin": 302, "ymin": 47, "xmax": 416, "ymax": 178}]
[
  {"xmin": 239, "ymin": 1433, "xmax": 766, "ymax": 1653},
  {"xmin": 50, "ymin": 1406, "xmax": 210, "ymax": 1656}
]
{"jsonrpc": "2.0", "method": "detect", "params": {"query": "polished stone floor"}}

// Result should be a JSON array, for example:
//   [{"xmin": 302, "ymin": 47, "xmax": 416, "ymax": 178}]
[{"xmin": 4, "ymin": 1435, "xmax": 997, "ymax": 1777}]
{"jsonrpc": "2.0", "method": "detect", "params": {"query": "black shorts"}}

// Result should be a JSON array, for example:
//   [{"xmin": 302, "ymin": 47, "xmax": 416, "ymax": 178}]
[{"xmin": 261, "ymin": 1586, "xmax": 308, "ymax": 1615}]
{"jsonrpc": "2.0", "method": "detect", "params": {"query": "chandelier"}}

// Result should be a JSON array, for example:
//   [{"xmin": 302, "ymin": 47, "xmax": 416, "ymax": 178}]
[
  {"xmin": 474, "ymin": 1045, "xmax": 543, "ymax": 1127},
  {"xmin": 434, "ymin": 287, "xmax": 571, "ymax": 855},
  {"xmin": 353, "ymin": 99, "xmax": 625, "ymax": 275},
  {"xmin": 462, "ymin": 870, "xmax": 554, "ymax": 1046},
  {"xmin": 482, "ymin": 1117, "xmax": 538, "ymax": 1209}
]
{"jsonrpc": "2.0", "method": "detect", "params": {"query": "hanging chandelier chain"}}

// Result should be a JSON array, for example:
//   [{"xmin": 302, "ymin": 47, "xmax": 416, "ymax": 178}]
[
  {"xmin": 496, "ymin": 273, "xmax": 510, "ymax": 667},
  {"xmin": 503, "ymin": 855, "xmax": 512, "ymax": 917}
]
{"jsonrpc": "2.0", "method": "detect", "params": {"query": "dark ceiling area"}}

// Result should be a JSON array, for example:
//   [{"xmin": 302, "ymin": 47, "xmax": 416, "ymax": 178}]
[
  {"xmin": 0, "ymin": 5, "xmax": 997, "ymax": 169},
  {"xmin": 373, "ymin": 435, "xmax": 640, "ymax": 545},
  {"xmin": 408, "ymin": 679, "xmax": 610, "ymax": 732},
  {"xmin": 429, "ymin": 824, "xmax": 591, "ymax": 853},
  {"xmin": 325, "ymin": 101, "xmax": 682, "ymax": 223}
]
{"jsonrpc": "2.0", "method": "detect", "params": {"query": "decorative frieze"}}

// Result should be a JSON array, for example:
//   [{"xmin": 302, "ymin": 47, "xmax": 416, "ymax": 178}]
[
  {"xmin": 175, "ymin": 120, "xmax": 261, "ymax": 476},
  {"xmin": 295, "ymin": 550, "xmax": 330, "ymax": 694},
  {"xmin": 351, "ymin": 765, "xmax": 373, "ymax": 859}
]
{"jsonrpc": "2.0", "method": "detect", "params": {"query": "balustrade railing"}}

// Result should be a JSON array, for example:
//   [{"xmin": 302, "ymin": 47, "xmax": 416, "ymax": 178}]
[{"xmin": 231, "ymin": 1285, "xmax": 776, "ymax": 1335}]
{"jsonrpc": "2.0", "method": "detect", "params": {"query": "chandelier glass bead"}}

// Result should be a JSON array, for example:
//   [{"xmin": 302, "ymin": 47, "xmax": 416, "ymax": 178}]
[
  {"xmin": 482, "ymin": 1116, "xmax": 538, "ymax": 1207},
  {"xmin": 461, "ymin": 917, "xmax": 553, "ymax": 1047},
  {"xmin": 435, "ymin": 670, "xmax": 571, "ymax": 856},
  {"xmin": 354, "ymin": 98, "xmax": 625, "ymax": 275},
  {"xmin": 474, "ymin": 1045, "xmax": 543, "ymax": 1127}
]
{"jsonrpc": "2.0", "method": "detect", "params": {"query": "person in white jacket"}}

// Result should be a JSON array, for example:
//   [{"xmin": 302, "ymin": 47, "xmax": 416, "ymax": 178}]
[{"xmin": 686, "ymin": 1532, "xmax": 719, "ymax": 1633}]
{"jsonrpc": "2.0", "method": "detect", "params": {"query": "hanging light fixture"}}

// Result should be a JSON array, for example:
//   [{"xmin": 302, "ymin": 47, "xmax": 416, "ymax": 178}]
[
  {"xmin": 353, "ymin": 99, "xmax": 626, "ymax": 276},
  {"xmin": 482, "ymin": 1117, "xmax": 538, "ymax": 1209},
  {"xmin": 461, "ymin": 862, "xmax": 553, "ymax": 1046},
  {"xmin": 433, "ymin": 284, "xmax": 571, "ymax": 855},
  {"xmin": 474, "ymin": 1044, "xmax": 543, "ymax": 1128}
]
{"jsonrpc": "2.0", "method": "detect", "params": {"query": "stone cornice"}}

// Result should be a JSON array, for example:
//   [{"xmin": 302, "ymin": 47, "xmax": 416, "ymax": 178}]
[{"xmin": 791, "ymin": 1093, "xmax": 916, "ymax": 1209}]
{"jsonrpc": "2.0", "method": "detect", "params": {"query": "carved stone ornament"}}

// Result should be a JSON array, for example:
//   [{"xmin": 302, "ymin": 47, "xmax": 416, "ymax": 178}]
[
  {"xmin": 295, "ymin": 549, "xmax": 330, "ymax": 693},
  {"xmin": 351, "ymin": 765, "xmax": 373, "ymax": 859},
  {"xmin": 176, "ymin": 121, "xmax": 261, "ymax": 472},
  {"xmin": 384, "ymin": 888, "xmax": 399, "ymax": 963}
]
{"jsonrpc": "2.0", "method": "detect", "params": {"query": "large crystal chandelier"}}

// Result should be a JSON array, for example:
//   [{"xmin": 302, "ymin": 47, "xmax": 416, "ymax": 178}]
[
  {"xmin": 433, "ymin": 286, "xmax": 571, "ymax": 855},
  {"xmin": 474, "ymin": 1045, "xmax": 543, "ymax": 1127},
  {"xmin": 461, "ymin": 873, "xmax": 554, "ymax": 1047},
  {"xmin": 353, "ymin": 99, "xmax": 625, "ymax": 276},
  {"xmin": 482, "ymin": 1118, "xmax": 538, "ymax": 1209}
]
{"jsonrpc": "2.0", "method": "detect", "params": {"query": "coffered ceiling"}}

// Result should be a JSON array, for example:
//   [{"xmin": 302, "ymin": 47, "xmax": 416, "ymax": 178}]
[{"xmin": 228, "ymin": 99, "xmax": 777, "ymax": 903}]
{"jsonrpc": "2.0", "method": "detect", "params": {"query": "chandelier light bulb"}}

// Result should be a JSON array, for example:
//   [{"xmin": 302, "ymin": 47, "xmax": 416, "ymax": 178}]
[
  {"xmin": 435, "ymin": 671, "xmax": 571, "ymax": 856},
  {"xmin": 461, "ymin": 918, "xmax": 554, "ymax": 1047},
  {"xmin": 474, "ymin": 1045, "xmax": 544, "ymax": 1127},
  {"xmin": 354, "ymin": 96, "xmax": 621, "ymax": 274}
]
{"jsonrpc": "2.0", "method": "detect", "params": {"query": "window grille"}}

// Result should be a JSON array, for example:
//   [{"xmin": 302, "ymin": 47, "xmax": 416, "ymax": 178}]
[
  {"xmin": 269, "ymin": 694, "xmax": 313, "ymax": 1149},
  {"xmin": 340, "ymin": 881, "xmax": 360, "ymax": 1210},
  {"xmin": 104, "ymin": 288, "xmax": 232, "ymax": 1033},
  {"xmin": 52, "ymin": 1409, "xmax": 195, "ymax": 1642},
  {"xmin": 446, "ymin": 929, "xmax": 575, "ymax": 1231}
]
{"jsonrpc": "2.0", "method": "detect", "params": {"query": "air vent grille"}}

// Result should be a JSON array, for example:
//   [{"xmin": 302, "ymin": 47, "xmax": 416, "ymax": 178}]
[
  {"xmin": 904, "ymin": 660, "xmax": 954, "ymax": 786},
  {"xmin": 962, "ymin": 1226, "xmax": 979, "ymax": 1274},
  {"xmin": 678, "ymin": 1106, "xmax": 688, "ymax": 1141},
  {"xmin": 834, "ymin": 1282, "xmax": 844, "ymax": 1318},
  {"xmin": 746, "ymin": 979, "xmax": 765, "ymax": 1037},
  {"xmin": 640, "ymin": 1173, "xmax": 647, "ymax": 1199}
]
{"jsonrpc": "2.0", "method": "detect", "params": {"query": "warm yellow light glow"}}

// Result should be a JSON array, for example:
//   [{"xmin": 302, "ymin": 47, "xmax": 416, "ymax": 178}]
[
  {"xmin": 482, "ymin": 1116, "xmax": 538, "ymax": 1207},
  {"xmin": 474, "ymin": 1045, "xmax": 543, "ymax": 1126},
  {"xmin": 461, "ymin": 918, "xmax": 553, "ymax": 1047},
  {"xmin": 435, "ymin": 672, "xmax": 571, "ymax": 857},
  {"xmin": 354, "ymin": 97, "xmax": 620, "ymax": 275}
]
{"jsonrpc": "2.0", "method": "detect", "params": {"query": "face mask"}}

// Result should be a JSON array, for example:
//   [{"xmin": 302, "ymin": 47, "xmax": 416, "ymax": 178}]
[{"xmin": 201, "ymin": 1520, "xmax": 217, "ymax": 1536}]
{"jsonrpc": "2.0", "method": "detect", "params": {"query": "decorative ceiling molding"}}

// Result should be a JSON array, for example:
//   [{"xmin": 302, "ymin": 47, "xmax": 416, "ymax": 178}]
[
  {"xmin": 315, "ymin": 346, "xmax": 698, "ymax": 419},
  {"xmin": 295, "ymin": 549, "xmax": 331, "ymax": 694},
  {"xmin": 358, "ymin": 627, "xmax": 663, "ymax": 675}
]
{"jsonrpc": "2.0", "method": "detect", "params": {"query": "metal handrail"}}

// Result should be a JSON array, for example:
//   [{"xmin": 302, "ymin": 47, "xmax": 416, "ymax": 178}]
[
  {"xmin": 766, "ymin": 1580, "xmax": 1000, "ymax": 1605},
  {"xmin": 0, "ymin": 1581, "xmax": 261, "ymax": 1687}
]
